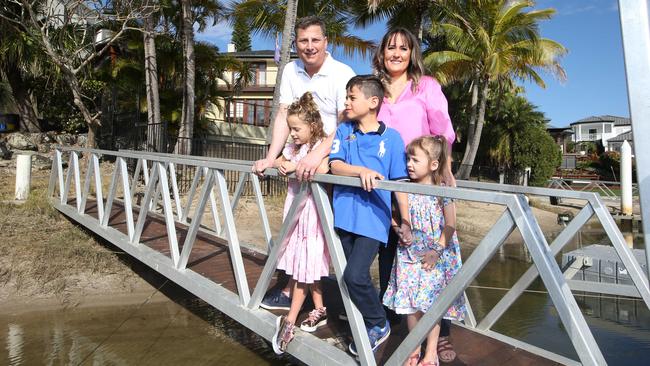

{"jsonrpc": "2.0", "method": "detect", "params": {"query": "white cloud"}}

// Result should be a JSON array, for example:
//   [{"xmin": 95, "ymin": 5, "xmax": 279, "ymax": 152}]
[{"xmin": 195, "ymin": 20, "xmax": 232, "ymax": 45}]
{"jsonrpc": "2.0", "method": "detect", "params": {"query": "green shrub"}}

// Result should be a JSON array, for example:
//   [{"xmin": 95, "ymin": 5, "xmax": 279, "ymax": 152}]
[{"xmin": 513, "ymin": 125, "xmax": 562, "ymax": 186}]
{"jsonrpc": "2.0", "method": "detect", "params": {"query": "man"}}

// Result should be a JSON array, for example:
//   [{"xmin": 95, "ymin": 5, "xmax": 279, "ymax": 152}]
[
  {"xmin": 252, "ymin": 16, "xmax": 355, "ymax": 310},
  {"xmin": 253, "ymin": 16, "xmax": 355, "ymax": 181}
]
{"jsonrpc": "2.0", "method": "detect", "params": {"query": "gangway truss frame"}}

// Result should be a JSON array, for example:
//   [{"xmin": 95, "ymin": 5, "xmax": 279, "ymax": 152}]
[{"xmin": 46, "ymin": 146, "xmax": 647, "ymax": 365}]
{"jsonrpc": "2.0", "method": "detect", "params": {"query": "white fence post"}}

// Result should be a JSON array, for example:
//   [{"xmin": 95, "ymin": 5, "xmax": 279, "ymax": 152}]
[
  {"xmin": 15, "ymin": 154, "xmax": 32, "ymax": 200},
  {"xmin": 621, "ymin": 140, "xmax": 633, "ymax": 215}
]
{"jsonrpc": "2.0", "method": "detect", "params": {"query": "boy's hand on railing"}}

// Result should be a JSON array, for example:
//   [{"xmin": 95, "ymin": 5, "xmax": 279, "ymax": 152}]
[{"xmin": 358, "ymin": 167, "xmax": 384, "ymax": 192}]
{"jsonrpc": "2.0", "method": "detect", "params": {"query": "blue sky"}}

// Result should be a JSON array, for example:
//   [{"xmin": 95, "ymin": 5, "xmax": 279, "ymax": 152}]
[{"xmin": 197, "ymin": 0, "xmax": 630, "ymax": 128}]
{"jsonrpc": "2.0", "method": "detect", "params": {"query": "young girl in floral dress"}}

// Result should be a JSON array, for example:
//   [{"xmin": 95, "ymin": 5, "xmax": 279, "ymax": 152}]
[
  {"xmin": 383, "ymin": 136, "xmax": 466, "ymax": 366},
  {"xmin": 271, "ymin": 92, "xmax": 331, "ymax": 354}
]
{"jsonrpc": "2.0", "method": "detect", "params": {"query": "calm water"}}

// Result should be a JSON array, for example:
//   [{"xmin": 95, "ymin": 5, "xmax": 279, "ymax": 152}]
[{"xmin": 2, "ymin": 221, "xmax": 649, "ymax": 365}]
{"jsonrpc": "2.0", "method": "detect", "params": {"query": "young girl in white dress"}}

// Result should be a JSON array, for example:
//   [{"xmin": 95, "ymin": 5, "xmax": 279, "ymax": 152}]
[
  {"xmin": 271, "ymin": 92, "xmax": 331, "ymax": 354},
  {"xmin": 383, "ymin": 136, "xmax": 465, "ymax": 366}
]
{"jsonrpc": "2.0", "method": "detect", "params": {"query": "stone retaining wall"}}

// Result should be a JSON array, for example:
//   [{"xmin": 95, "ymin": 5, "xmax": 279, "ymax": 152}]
[{"xmin": 0, "ymin": 132, "xmax": 87, "ymax": 171}]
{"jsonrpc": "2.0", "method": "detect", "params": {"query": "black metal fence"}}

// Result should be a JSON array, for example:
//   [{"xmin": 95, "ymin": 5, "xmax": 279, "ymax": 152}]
[
  {"xmin": 452, "ymin": 163, "xmax": 525, "ymax": 184},
  {"xmin": 172, "ymin": 136, "xmax": 287, "ymax": 196},
  {"xmin": 103, "ymin": 119, "xmax": 287, "ymax": 196}
]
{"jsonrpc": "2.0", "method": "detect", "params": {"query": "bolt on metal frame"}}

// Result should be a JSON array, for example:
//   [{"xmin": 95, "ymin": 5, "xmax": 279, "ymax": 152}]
[{"xmin": 49, "ymin": 146, "xmax": 621, "ymax": 365}]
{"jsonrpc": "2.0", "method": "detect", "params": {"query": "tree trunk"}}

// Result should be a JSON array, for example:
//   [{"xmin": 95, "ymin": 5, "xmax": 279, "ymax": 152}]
[
  {"xmin": 61, "ymin": 70, "xmax": 100, "ymax": 149},
  {"xmin": 458, "ymin": 82, "xmax": 489, "ymax": 180},
  {"xmin": 175, "ymin": 0, "xmax": 195, "ymax": 155},
  {"xmin": 6, "ymin": 66, "xmax": 40, "ymax": 132},
  {"xmin": 143, "ymin": 13, "xmax": 163, "ymax": 152},
  {"xmin": 457, "ymin": 80, "xmax": 479, "ymax": 179},
  {"xmin": 265, "ymin": 0, "xmax": 297, "ymax": 144}
]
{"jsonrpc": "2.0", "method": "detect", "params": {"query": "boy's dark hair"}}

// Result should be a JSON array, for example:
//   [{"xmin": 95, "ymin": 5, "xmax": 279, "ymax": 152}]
[
  {"xmin": 346, "ymin": 75, "xmax": 385, "ymax": 111},
  {"xmin": 294, "ymin": 16, "xmax": 326, "ymax": 37}
]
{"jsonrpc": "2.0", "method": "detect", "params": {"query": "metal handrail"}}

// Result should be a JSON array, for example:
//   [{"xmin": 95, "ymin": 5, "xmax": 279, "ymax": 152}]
[{"xmin": 47, "ymin": 146, "xmax": 630, "ymax": 365}]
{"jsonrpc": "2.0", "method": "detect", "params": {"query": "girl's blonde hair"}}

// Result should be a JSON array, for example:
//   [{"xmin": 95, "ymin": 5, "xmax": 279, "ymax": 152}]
[
  {"xmin": 287, "ymin": 92, "xmax": 326, "ymax": 151},
  {"xmin": 406, "ymin": 135, "xmax": 449, "ymax": 185}
]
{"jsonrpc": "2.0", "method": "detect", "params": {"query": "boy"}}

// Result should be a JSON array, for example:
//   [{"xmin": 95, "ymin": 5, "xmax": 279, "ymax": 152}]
[{"xmin": 329, "ymin": 75, "xmax": 410, "ymax": 355}]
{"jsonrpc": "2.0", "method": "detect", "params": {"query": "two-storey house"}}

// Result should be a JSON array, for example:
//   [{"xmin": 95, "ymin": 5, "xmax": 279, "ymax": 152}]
[
  {"xmin": 570, "ymin": 115, "xmax": 631, "ymax": 151},
  {"xmin": 204, "ymin": 46, "xmax": 297, "ymax": 144}
]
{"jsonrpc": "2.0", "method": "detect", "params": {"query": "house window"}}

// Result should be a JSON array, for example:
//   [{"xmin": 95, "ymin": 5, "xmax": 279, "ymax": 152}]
[
  {"xmin": 228, "ymin": 100, "xmax": 244, "ymax": 123},
  {"xmin": 604, "ymin": 124, "xmax": 612, "ymax": 133},
  {"xmin": 250, "ymin": 63, "xmax": 267, "ymax": 86},
  {"xmin": 588, "ymin": 128, "xmax": 597, "ymax": 140},
  {"xmin": 230, "ymin": 99, "xmax": 271, "ymax": 126}
]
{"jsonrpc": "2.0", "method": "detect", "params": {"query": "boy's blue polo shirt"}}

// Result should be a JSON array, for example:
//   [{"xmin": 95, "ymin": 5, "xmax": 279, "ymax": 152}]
[{"xmin": 330, "ymin": 121, "xmax": 408, "ymax": 243}]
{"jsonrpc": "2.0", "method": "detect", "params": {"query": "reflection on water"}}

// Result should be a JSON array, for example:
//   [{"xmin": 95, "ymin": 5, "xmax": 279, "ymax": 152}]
[
  {"xmin": 1, "ymin": 289, "xmax": 288, "ymax": 366},
  {"xmin": 465, "ymin": 221, "xmax": 650, "ymax": 365},
  {"xmin": 2, "ymin": 221, "xmax": 649, "ymax": 365}
]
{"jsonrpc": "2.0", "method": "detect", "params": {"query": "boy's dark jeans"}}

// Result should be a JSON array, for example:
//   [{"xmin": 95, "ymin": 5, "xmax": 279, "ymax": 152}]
[
  {"xmin": 379, "ymin": 229, "xmax": 451, "ymax": 336},
  {"xmin": 337, "ymin": 228, "xmax": 387, "ymax": 329}
]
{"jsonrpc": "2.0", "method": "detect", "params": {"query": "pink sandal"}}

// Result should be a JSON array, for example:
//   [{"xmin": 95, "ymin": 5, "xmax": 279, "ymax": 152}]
[{"xmin": 437, "ymin": 336, "xmax": 457, "ymax": 363}]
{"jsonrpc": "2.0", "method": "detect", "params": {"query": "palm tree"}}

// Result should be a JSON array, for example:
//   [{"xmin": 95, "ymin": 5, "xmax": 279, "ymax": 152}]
[
  {"xmin": 424, "ymin": 0, "xmax": 566, "ymax": 179},
  {"xmin": 174, "ymin": 0, "xmax": 225, "ymax": 155},
  {"xmin": 482, "ymin": 90, "xmax": 546, "ymax": 172},
  {"xmin": 143, "ymin": 9, "xmax": 164, "ymax": 152},
  {"xmin": 350, "ymin": 0, "xmax": 443, "ymax": 40}
]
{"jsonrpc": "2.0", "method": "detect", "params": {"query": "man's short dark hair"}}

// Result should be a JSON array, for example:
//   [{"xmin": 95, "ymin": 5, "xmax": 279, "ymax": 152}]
[
  {"xmin": 294, "ymin": 16, "xmax": 326, "ymax": 37},
  {"xmin": 346, "ymin": 75, "xmax": 386, "ymax": 111}
]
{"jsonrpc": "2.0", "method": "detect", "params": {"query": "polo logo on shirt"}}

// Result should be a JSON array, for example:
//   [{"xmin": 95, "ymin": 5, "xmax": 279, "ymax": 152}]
[
  {"xmin": 378, "ymin": 140, "xmax": 386, "ymax": 158},
  {"xmin": 346, "ymin": 134, "xmax": 356, "ymax": 141}
]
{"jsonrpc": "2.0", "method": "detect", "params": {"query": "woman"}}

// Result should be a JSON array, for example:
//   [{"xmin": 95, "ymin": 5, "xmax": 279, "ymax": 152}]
[{"xmin": 374, "ymin": 27, "xmax": 458, "ymax": 364}]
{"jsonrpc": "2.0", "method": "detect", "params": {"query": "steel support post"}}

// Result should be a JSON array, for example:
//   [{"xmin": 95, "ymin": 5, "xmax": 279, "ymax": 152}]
[
  {"xmin": 118, "ymin": 158, "xmax": 135, "ymax": 240},
  {"xmin": 177, "ymin": 169, "xmax": 215, "ymax": 270},
  {"xmin": 250, "ymin": 174, "xmax": 273, "ymax": 253},
  {"xmin": 478, "ymin": 204, "xmax": 595, "ymax": 330},
  {"xmin": 510, "ymin": 195, "xmax": 606, "ymax": 365},
  {"xmin": 214, "ymin": 170, "xmax": 251, "ymax": 305},
  {"xmin": 131, "ymin": 163, "xmax": 161, "ymax": 245},
  {"xmin": 590, "ymin": 197, "xmax": 650, "ymax": 307},
  {"xmin": 311, "ymin": 182, "xmax": 377, "ymax": 366},
  {"xmin": 618, "ymin": 0, "xmax": 650, "ymax": 282},
  {"xmin": 247, "ymin": 184, "xmax": 309, "ymax": 310},
  {"xmin": 47, "ymin": 149, "xmax": 60, "ymax": 198},
  {"xmin": 157, "ymin": 162, "xmax": 181, "ymax": 266}
]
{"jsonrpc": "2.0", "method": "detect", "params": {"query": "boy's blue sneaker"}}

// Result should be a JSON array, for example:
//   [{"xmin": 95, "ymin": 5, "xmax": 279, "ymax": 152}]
[
  {"xmin": 348, "ymin": 321, "xmax": 391, "ymax": 356},
  {"xmin": 261, "ymin": 288, "xmax": 291, "ymax": 310}
]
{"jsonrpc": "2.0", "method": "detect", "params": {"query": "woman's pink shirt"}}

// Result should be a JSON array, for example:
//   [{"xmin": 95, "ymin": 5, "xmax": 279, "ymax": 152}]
[{"xmin": 377, "ymin": 76, "xmax": 455, "ymax": 147}]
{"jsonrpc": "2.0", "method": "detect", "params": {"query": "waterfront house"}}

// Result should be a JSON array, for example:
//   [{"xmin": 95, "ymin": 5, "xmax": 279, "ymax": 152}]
[
  {"xmin": 569, "ymin": 115, "xmax": 631, "ymax": 151},
  {"xmin": 607, "ymin": 130, "xmax": 635, "ymax": 154}
]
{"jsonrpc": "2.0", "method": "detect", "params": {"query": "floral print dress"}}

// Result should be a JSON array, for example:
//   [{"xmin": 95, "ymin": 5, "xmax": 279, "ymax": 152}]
[{"xmin": 383, "ymin": 193, "xmax": 465, "ymax": 320}]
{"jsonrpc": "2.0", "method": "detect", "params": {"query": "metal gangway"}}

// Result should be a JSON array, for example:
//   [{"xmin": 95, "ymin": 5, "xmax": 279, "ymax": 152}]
[{"xmin": 48, "ymin": 143, "xmax": 649, "ymax": 366}]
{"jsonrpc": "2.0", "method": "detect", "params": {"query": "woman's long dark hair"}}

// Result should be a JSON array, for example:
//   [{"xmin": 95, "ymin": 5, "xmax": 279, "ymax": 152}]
[{"xmin": 372, "ymin": 27, "xmax": 426, "ymax": 94}]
